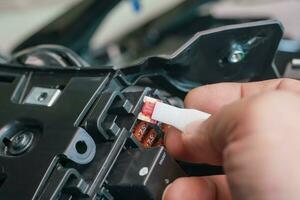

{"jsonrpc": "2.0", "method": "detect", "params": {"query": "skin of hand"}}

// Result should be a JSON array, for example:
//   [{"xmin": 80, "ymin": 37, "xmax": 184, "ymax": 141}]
[{"xmin": 162, "ymin": 78, "xmax": 300, "ymax": 200}]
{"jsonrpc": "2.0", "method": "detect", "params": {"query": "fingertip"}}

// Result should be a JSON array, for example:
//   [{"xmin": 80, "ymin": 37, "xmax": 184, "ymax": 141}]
[
  {"xmin": 184, "ymin": 87, "xmax": 199, "ymax": 108},
  {"xmin": 164, "ymin": 122, "xmax": 219, "ymax": 164},
  {"xmin": 184, "ymin": 83, "xmax": 241, "ymax": 114},
  {"xmin": 162, "ymin": 177, "xmax": 215, "ymax": 200},
  {"xmin": 184, "ymin": 87, "xmax": 210, "ymax": 110},
  {"xmin": 162, "ymin": 183, "xmax": 172, "ymax": 200},
  {"xmin": 164, "ymin": 126, "xmax": 186, "ymax": 159}
]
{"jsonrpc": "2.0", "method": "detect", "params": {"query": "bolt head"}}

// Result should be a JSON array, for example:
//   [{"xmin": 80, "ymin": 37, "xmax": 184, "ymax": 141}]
[
  {"xmin": 228, "ymin": 49, "xmax": 245, "ymax": 64},
  {"xmin": 8, "ymin": 131, "xmax": 34, "ymax": 155},
  {"xmin": 37, "ymin": 92, "xmax": 48, "ymax": 102}
]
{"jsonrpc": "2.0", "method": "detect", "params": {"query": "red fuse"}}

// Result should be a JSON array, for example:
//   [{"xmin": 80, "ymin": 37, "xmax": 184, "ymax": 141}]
[
  {"xmin": 137, "ymin": 96, "xmax": 161, "ymax": 124},
  {"xmin": 133, "ymin": 121, "xmax": 149, "ymax": 142},
  {"xmin": 142, "ymin": 129, "xmax": 157, "ymax": 148},
  {"xmin": 141, "ymin": 101, "xmax": 156, "ymax": 117}
]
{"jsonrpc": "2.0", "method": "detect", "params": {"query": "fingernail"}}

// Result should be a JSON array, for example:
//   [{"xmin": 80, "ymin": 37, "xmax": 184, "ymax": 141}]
[{"xmin": 162, "ymin": 183, "xmax": 172, "ymax": 200}]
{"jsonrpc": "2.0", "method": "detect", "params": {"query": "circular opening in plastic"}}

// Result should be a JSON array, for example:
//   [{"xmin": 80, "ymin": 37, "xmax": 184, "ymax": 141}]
[{"xmin": 75, "ymin": 140, "xmax": 87, "ymax": 154}]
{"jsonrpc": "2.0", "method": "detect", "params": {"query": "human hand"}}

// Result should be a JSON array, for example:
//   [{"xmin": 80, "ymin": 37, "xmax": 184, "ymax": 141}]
[{"xmin": 163, "ymin": 79, "xmax": 300, "ymax": 200}]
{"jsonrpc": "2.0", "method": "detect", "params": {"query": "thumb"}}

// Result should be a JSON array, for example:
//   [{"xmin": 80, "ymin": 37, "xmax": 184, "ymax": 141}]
[
  {"xmin": 175, "ymin": 91, "xmax": 253, "ymax": 165},
  {"xmin": 172, "ymin": 90, "xmax": 300, "ymax": 167},
  {"xmin": 181, "ymin": 119, "xmax": 223, "ymax": 165}
]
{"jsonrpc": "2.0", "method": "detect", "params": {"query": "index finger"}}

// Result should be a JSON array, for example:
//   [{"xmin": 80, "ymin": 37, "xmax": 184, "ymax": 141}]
[
  {"xmin": 165, "ymin": 78, "xmax": 300, "ymax": 161},
  {"xmin": 184, "ymin": 78, "xmax": 300, "ymax": 114}
]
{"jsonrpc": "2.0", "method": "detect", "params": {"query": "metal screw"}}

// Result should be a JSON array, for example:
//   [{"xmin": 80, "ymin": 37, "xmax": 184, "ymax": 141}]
[
  {"xmin": 292, "ymin": 59, "xmax": 300, "ymax": 68},
  {"xmin": 228, "ymin": 45, "xmax": 245, "ymax": 64},
  {"xmin": 139, "ymin": 167, "xmax": 149, "ymax": 176},
  {"xmin": 37, "ymin": 92, "xmax": 48, "ymax": 102},
  {"xmin": 164, "ymin": 179, "xmax": 170, "ymax": 184},
  {"xmin": 8, "ymin": 131, "xmax": 34, "ymax": 155}
]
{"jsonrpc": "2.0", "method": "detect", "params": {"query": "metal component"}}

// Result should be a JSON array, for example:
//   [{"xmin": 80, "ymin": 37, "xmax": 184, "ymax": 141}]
[
  {"xmin": 139, "ymin": 167, "xmax": 149, "ymax": 176},
  {"xmin": 228, "ymin": 45, "xmax": 245, "ymax": 64},
  {"xmin": 23, "ymin": 87, "xmax": 61, "ymax": 107},
  {"xmin": 64, "ymin": 128, "xmax": 96, "ymax": 165},
  {"xmin": 37, "ymin": 92, "xmax": 48, "ymax": 102},
  {"xmin": 283, "ymin": 59, "xmax": 300, "ymax": 79},
  {"xmin": 0, "ymin": 121, "xmax": 40, "ymax": 157},
  {"xmin": 292, "ymin": 59, "xmax": 300, "ymax": 68},
  {"xmin": 7, "ymin": 131, "xmax": 34, "ymax": 155}
]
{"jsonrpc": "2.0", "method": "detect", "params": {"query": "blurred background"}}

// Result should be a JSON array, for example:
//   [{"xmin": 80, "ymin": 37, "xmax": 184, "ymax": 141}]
[{"xmin": 0, "ymin": 0, "xmax": 300, "ymax": 68}]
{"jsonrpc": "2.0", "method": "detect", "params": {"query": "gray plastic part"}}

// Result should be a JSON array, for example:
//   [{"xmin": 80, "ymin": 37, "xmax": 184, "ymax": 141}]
[{"xmin": 64, "ymin": 128, "xmax": 96, "ymax": 165}]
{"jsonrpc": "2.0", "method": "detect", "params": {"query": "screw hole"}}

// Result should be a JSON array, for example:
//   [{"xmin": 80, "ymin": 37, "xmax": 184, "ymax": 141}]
[
  {"xmin": 37, "ymin": 92, "xmax": 48, "ymax": 102},
  {"xmin": 75, "ymin": 141, "xmax": 87, "ymax": 154}
]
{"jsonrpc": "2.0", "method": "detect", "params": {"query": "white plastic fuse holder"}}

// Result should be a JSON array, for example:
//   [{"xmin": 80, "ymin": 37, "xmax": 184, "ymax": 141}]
[{"xmin": 138, "ymin": 96, "xmax": 211, "ymax": 131}]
